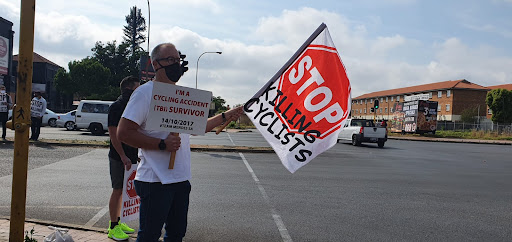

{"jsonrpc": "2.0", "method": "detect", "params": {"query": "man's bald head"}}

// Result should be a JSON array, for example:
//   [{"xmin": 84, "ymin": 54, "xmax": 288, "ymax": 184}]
[{"xmin": 151, "ymin": 43, "xmax": 179, "ymax": 63}]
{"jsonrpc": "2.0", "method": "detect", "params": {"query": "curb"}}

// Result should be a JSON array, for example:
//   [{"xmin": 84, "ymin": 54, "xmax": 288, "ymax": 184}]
[
  {"xmin": 388, "ymin": 136, "xmax": 512, "ymax": 145},
  {"xmin": 0, "ymin": 216, "xmax": 106, "ymax": 234},
  {"xmin": 1, "ymin": 140, "xmax": 276, "ymax": 153}
]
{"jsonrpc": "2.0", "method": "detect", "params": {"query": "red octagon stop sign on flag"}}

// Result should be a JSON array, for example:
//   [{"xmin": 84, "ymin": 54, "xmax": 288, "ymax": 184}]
[
  {"xmin": 125, "ymin": 169, "xmax": 137, "ymax": 199},
  {"xmin": 276, "ymin": 45, "xmax": 351, "ymax": 138}
]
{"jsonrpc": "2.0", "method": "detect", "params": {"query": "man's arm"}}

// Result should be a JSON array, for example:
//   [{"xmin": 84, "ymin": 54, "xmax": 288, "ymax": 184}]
[
  {"xmin": 205, "ymin": 106, "xmax": 244, "ymax": 133},
  {"xmin": 109, "ymin": 126, "xmax": 132, "ymax": 171},
  {"xmin": 41, "ymin": 99, "xmax": 47, "ymax": 118},
  {"xmin": 8, "ymin": 95, "xmax": 13, "ymax": 109},
  {"xmin": 117, "ymin": 117, "xmax": 181, "ymax": 152}
]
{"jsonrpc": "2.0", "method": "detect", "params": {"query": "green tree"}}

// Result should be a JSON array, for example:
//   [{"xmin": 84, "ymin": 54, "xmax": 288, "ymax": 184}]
[
  {"xmin": 486, "ymin": 89, "xmax": 512, "ymax": 123},
  {"xmin": 123, "ymin": 6, "xmax": 147, "ymax": 71},
  {"xmin": 91, "ymin": 40, "xmax": 133, "ymax": 87},
  {"xmin": 212, "ymin": 96, "xmax": 227, "ymax": 115},
  {"xmin": 55, "ymin": 58, "xmax": 113, "ymax": 100},
  {"xmin": 54, "ymin": 68, "xmax": 76, "ymax": 96}
]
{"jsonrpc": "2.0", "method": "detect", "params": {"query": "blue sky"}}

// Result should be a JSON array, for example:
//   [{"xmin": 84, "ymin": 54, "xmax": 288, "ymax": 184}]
[{"xmin": 1, "ymin": 0, "xmax": 511, "ymax": 105}]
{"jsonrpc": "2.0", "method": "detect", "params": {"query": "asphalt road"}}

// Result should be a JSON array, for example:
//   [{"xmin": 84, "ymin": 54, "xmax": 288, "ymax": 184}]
[{"xmin": 0, "ymin": 133, "xmax": 511, "ymax": 241}]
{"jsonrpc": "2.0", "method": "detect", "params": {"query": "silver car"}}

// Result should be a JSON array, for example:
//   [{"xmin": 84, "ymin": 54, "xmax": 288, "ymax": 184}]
[
  {"xmin": 56, "ymin": 110, "xmax": 77, "ymax": 131},
  {"xmin": 8, "ymin": 108, "xmax": 59, "ymax": 127}
]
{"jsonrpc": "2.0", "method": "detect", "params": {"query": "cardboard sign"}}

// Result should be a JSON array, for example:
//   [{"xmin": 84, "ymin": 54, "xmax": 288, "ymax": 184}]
[
  {"xmin": 121, "ymin": 164, "xmax": 140, "ymax": 223},
  {"xmin": 147, "ymin": 82, "xmax": 212, "ymax": 135}
]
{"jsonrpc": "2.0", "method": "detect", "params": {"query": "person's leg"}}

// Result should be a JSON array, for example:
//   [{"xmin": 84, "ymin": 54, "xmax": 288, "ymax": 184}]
[
  {"xmin": 1, "ymin": 120, "xmax": 6, "ymax": 139},
  {"xmin": 30, "ymin": 117, "xmax": 36, "ymax": 140},
  {"xmin": 163, "ymin": 181, "xmax": 191, "ymax": 242},
  {"xmin": 107, "ymin": 157, "xmax": 130, "ymax": 240},
  {"xmin": 109, "ymin": 157, "xmax": 124, "ymax": 224},
  {"xmin": 34, "ymin": 117, "xmax": 41, "ymax": 140},
  {"xmin": 135, "ymin": 181, "xmax": 174, "ymax": 242},
  {"xmin": 109, "ymin": 189, "xmax": 123, "ymax": 222},
  {"xmin": 1, "ymin": 112, "xmax": 7, "ymax": 139}
]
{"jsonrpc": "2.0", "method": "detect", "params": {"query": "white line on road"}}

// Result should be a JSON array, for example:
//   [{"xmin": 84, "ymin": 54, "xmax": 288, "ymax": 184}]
[
  {"xmin": 227, "ymin": 132, "xmax": 235, "ymax": 145},
  {"xmin": 239, "ymin": 152, "xmax": 293, "ymax": 242},
  {"xmin": 84, "ymin": 205, "xmax": 109, "ymax": 228}
]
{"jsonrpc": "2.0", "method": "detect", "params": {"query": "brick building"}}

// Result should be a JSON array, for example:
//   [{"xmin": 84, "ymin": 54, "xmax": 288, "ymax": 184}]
[
  {"xmin": 12, "ymin": 52, "xmax": 71, "ymax": 112},
  {"xmin": 351, "ymin": 79, "xmax": 489, "ymax": 121},
  {"xmin": 485, "ymin": 84, "xmax": 512, "ymax": 120}
]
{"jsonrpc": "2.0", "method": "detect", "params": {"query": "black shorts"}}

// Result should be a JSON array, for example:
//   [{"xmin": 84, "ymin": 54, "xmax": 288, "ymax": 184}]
[{"xmin": 109, "ymin": 157, "xmax": 126, "ymax": 189}]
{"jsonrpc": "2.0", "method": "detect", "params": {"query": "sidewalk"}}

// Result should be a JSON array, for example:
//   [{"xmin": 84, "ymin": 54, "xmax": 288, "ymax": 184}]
[{"xmin": 0, "ymin": 218, "xmax": 126, "ymax": 241}]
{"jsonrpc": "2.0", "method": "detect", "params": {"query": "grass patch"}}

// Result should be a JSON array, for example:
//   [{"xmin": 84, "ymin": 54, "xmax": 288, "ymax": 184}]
[
  {"xmin": 226, "ymin": 122, "xmax": 255, "ymax": 129},
  {"xmin": 37, "ymin": 139, "xmax": 109, "ymax": 146},
  {"xmin": 390, "ymin": 130, "xmax": 512, "ymax": 140}
]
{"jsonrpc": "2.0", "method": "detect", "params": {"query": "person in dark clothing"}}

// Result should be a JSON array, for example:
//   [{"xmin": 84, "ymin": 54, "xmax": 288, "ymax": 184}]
[
  {"xmin": 107, "ymin": 76, "xmax": 140, "ymax": 241},
  {"xmin": 0, "ymin": 85, "xmax": 13, "ymax": 142}
]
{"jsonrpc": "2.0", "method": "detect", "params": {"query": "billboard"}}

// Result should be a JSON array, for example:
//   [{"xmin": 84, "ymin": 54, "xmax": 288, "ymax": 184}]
[
  {"xmin": 0, "ymin": 36, "xmax": 9, "ymax": 75},
  {"xmin": 390, "ymin": 100, "xmax": 438, "ymax": 134}
]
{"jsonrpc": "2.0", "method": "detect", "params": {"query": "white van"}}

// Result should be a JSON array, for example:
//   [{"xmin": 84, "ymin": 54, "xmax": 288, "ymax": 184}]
[{"xmin": 75, "ymin": 100, "xmax": 114, "ymax": 135}]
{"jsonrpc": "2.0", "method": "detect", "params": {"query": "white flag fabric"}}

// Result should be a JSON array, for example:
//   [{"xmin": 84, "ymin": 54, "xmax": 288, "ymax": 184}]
[{"xmin": 245, "ymin": 23, "xmax": 351, "ymax": 173}]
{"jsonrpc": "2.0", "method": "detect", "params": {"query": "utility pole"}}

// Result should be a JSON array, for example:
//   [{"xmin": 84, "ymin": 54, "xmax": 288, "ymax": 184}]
[{"xmin": 9, "ymin": 0, "xmax": 35, "ymax": 240}]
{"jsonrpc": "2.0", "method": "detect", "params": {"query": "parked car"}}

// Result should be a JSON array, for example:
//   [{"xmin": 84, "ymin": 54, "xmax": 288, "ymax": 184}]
[
  {"xmin": 338, "ymin": 118, "xmax": 387, "ymax": 148},
  {"xmin": 43, "ymin": 109, "xmax": 59, "ymax": 127},
  {"xmin": 8, "ymin": 108, "xmax": 58, "ymax": 127},
  {"xmin": 56, "ymin": 110, "xmax": 77, "ymax": 131},
  {"xmin": 75, "ymin": 100, "xmax": 113, "ymax": 135}
]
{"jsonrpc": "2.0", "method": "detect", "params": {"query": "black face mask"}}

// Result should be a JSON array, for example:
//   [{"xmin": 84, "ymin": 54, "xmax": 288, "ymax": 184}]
[{"xmin": 156, "ymin": 62, "xmax": 182, "ymax": 83}]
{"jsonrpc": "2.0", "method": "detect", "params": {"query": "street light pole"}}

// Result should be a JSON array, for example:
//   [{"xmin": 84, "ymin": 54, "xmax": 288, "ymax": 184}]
[{"xmin": 195, "ymin": 51, "xmax": 222, "ymax": 89}]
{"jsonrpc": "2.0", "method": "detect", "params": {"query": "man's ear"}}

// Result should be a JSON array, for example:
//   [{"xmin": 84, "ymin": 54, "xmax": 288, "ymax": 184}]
[{"xmin": 152, "ymin": 59, "xmax": 159, "ymax": 70}]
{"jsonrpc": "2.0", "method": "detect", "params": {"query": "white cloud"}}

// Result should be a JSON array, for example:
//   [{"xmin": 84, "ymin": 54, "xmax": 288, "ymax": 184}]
[
  {"xmin": 464, "ymin": 23, "xmax": 512, "ymax": 39},
  {"xmin": 36, "ymin": 12, "xmax": 122, "ymax": 45},
  {"xmin": 370, "ymin": 35, "xmax": 407, "ymax": 56},
  {"xmin": 150, "ymin": 0, "xmax": 221, "ymax": 14},
  {"xmin": 0, "ymin": 0, "xmax": 19, "ymax": 17},
  {"xmin": 2, "ymin": 2, "xmax": 511, "ymax": 106}
]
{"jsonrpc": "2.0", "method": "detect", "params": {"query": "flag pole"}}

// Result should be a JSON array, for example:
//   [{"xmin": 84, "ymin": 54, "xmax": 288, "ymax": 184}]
[{"xmin": 249, "ymin": 23, "xmax": 327, "ymax": 101}]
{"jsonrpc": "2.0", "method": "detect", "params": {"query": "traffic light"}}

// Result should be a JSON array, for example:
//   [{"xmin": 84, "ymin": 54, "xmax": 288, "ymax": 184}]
[
  {"xmin": 370, "ymin": 107, "xmax": 375, "ymax": 112},
  {"xmin": 374, "ymin": 99, "xmax": 379, "ymax": 109}
]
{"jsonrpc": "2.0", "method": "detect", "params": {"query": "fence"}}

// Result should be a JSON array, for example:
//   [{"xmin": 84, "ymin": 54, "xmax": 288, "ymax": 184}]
[{"xmin": 437, "ymin": 121, "xmax": 512, "ymax": 134}]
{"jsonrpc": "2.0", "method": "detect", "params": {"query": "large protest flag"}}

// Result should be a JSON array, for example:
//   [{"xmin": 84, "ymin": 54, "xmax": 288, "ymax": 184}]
[{"xmin": 245, "ymin": 23, "xmax": 352, "ymax": 173}]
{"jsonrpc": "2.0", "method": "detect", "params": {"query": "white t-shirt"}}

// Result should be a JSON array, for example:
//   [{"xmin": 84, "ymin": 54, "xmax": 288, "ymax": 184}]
[
  {"xmin": 122, "ymin": 81, "xmax": 191, "ymax": 184},
  {"xmin": 0, "ymin": 93, "xmax": 12, "ymax": 113},
  {"xmin": 31, "ymin": 97, "xmax": 47, "ymax": 118}
]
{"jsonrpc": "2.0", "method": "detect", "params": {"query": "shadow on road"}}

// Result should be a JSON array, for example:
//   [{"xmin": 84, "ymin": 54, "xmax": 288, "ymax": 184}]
[{"xmin": 206, "ymin": 153, "xmax": 242, "ymax": 161}]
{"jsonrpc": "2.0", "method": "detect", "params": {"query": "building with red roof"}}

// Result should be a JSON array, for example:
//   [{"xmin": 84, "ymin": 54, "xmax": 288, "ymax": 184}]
[{"xmin": 351, "ymin": 79, "xmax": 489, "ymax": 121}]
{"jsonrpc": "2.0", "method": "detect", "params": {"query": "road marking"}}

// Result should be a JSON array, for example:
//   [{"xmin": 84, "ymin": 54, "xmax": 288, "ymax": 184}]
[
  {"xmin": 227, "ymin": 132, "xmax": 235, "ymax": 145},
  {"xmin": 0, "ymin": 205, "xmax": 102, "ymax": 210},
  {"xmin": 84, "ymin": 205, "xmax": 109, "ymax": 228},
  {"xmin": 239, "ymin": 152, "xmax": 293, "ymax": 242}
]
